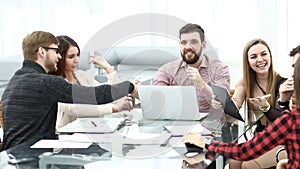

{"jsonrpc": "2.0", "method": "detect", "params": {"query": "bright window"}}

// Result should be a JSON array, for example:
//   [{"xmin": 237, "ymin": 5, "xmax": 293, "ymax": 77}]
[{"xmin": 0, "ymin": 0, "xmax": 298, "ymax": 88}]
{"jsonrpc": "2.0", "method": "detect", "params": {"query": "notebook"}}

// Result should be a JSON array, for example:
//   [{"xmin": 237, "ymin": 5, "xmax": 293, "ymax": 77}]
[
  {"xmin": 138, "ymin": 85, "xmax": 207, "ymax": 121},
  {"xmin": 210, "ymin": 83, "xmax": 244, "ymax": 122}
]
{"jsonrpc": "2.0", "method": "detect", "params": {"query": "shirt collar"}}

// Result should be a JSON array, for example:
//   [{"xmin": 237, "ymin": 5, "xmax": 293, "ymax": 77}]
[
  {"xmin": 23, "ymin": 60, "xmax": 47, "ymax": 74},
  {"xmin": 199, "ymin": 55, "xmax": 208, "ymax": 68}
]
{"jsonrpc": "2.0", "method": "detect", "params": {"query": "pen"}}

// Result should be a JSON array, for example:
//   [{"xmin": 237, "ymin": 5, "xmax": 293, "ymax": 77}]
[
  {"xmin": 116, "ymin": 119, "xmax": 127, "ymax": 131},
  {"xmin": 91, "ymin": 121, "xmax": 97, "ymax": 127}
]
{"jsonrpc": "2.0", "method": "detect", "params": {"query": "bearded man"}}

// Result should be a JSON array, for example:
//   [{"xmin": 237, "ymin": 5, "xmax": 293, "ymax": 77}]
[{"xmin": 153, "ymin": 23, "xmax": 230, "ymax": 112}]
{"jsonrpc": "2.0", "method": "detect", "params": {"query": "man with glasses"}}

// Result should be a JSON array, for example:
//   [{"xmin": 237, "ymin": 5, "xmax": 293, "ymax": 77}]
[
  {"xmin": 1, "ymin": 31, "xmax": 138, "ymax": 150},
  {"xmin": 152, "ymin": 23, "xmax": 230, "ymax": 112}
]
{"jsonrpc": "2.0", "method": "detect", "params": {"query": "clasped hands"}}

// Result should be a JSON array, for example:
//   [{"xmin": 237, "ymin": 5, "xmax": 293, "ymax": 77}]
[{"xmin": 112, "ymin": 79, "xmax": 141, "ymax": 112}]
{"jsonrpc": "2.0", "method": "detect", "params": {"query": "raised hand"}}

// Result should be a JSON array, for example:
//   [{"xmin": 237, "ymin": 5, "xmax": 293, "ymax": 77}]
[
  {"xmin": 89, "ymin": 55, "xmax": 114, "ymax": 74},
  {"xmin": 248, "ymin": 94, "xmax": 271, "ymax": 111},
  {"xmin": 279, "ymin": 77, "xmax": 294, "ymax": 102},
  {"xmin": 185, "ymin": 66, "xmax": 205, "ymax": 89},
  {"xmin": 211, "ymin": 95, "xmax": 222, "ymax": 109}
]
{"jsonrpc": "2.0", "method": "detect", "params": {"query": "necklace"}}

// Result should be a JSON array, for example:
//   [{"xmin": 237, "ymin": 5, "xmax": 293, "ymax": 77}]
[{"xmin": 254, "ymin": 78, "xmax": 266, "ymax": 95}]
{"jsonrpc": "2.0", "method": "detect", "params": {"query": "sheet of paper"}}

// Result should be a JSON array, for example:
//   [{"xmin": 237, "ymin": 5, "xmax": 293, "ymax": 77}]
[
  {"xmin": 30, "ymin": 139, "xmax": 92, "ymax": 149},
  {"xmin": 163, "ymin": 124, "xmax": 212, "ymax": 136},
  {"xmin": 57, "ymin": 117, "xmax": 125, "ymax": 134},
  {"xmin": 60, "ymin": 133, "xmax": 113, "ymax": 143}
]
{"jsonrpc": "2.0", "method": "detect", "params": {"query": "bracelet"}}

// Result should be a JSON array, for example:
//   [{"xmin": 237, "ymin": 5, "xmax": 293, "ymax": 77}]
[{"xmin": 259, "ymin": 104, "xmax": 271, "ymax": 112}]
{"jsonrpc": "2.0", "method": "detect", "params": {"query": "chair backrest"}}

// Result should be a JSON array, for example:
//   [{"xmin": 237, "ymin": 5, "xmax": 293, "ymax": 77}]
[
  {"xmin": 78, "ymin": 45, "xmax": 219, "ymax": 84},
  {"xmin": 82, "ymin": 46, "xmax": 181, "ymax": 84}
]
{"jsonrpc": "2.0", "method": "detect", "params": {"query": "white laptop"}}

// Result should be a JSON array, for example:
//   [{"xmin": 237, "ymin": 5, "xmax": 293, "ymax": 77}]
[{"xmin": 138, "ymin": 85, "xmax": 207, "ymax": 121}]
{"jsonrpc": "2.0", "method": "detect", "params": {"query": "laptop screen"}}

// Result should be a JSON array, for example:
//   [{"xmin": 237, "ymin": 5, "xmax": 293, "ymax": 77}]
[{"xmin": 138, "ymin": 85, "xmax": 205, "ymax": 121}]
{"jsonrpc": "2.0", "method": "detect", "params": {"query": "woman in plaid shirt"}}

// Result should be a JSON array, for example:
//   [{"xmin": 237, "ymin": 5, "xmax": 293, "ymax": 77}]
[{"xmin": 183, "ymin": 57, "xmax": 300, "ymax": 169}]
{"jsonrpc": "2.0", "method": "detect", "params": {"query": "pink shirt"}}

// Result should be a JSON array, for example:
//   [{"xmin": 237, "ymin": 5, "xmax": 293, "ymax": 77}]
[{"xmin": 152, "ymin": 55, "xmax": 230, "ymax": 112}]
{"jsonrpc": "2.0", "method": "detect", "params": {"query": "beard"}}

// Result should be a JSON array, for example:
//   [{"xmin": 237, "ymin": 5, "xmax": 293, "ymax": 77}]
[
  {"xmin": 181, "ymin": 48, "xmax": 202, "ymax": 64},
  {"xmin": 45, "ymin": 55, "xmax": 58, "ymax": 73}
]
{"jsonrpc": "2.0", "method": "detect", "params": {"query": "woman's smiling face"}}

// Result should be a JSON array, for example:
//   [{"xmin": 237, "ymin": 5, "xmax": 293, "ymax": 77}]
[{"xmin": 247, "ymin": 43, "xmax": 271, "ymax": 75}]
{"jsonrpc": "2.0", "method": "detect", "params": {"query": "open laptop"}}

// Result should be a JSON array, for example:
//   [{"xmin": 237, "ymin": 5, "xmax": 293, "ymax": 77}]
[{"xmin": 138, "ymin": 85, "xmax": 207, "ymax": 121}]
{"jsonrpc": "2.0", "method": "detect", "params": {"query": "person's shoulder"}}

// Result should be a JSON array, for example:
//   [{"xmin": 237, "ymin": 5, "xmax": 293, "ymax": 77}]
[
  {"xmin": 162, "ymin": 59, "xmax": 181, "ymax": 66},
  {"xmin": 38, "ymin": 74, "xmax": 67, "ymax": 86},
  {"xmin": 74, "ymin": 69, "xmax": 89, "ymax": 76},
  {"xmin": 277, "ymin": 73, "xmax": 288, "ymax": 81},
  {"xmin": 274, "ymin": 73, "xmax": 288, "ymax": 87},
  {"xmin": 159, "ymin": 59, "xmax": 182, "ymax": 69},
  {"xmin": 74, "ymin": 70, "xmax": 96, "ymax": 85},
  {"xmin": 205, "ymin": 55, "xmax": 228, "ymax": 67},
  {"xmin": 235, "ymin": 78, "xmax": 245, "ymax": 86}
]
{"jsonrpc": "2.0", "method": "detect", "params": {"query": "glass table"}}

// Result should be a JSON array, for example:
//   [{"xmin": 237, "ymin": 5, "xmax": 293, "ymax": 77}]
[{"xmin": 0, "ymin": 109, "xmax": 242, "ymax": 169}]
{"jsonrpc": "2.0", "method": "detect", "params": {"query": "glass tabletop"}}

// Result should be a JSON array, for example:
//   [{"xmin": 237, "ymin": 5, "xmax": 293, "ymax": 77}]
[{"xmin": 0, "ymin": 110, "xmax": 241, "ymax": 169}]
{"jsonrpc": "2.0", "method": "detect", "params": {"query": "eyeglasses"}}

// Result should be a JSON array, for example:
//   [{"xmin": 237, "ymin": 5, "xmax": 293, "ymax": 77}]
[
  {"xmin": 35, "ymin": 47, "xmax": 60, "ymax": 54},
  {"xmin": 42, "ymin": 47, "xmax": 60, "ymax": 54}
]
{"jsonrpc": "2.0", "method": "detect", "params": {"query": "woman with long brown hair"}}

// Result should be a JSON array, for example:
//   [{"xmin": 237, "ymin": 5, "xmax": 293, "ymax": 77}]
[{"xmin": 212, "ymin": 39, "xmax": 287, "ymax": 168}]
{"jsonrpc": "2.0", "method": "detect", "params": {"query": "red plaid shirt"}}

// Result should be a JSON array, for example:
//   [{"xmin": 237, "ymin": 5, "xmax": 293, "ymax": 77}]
[{"xmin": 207, "ymin": 108, "xmax": 300, "ymax": 169}]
